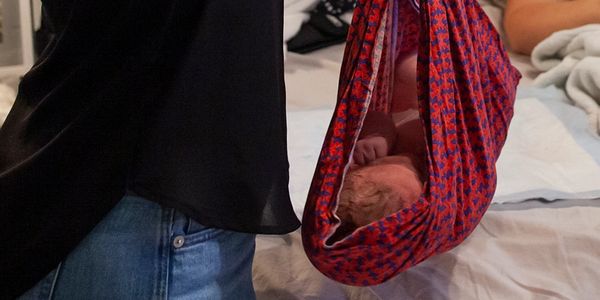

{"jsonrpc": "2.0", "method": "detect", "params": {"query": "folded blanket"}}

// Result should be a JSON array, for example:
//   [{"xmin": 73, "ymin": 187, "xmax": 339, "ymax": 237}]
[{"xmin": 532, "ymin": 24, "xmax": 600, "ymax": 135}]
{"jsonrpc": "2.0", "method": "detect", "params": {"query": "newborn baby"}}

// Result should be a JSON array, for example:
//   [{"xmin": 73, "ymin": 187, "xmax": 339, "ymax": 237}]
[
  {"xmin": 334, "ymin": 52, "xmax": 424, "ymax": 235},
  {"xmin": 335, "ymin": 74, "xmax": 425, "ymax": 233},
  {"xmin": 336, "ymin": 108, "xmax": 426, "ymax": 233}
]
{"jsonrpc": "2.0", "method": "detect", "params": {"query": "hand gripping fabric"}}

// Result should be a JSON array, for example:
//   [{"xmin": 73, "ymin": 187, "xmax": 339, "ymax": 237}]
[{"xmin": 301, "ymin": 0, "xmax": 521, "ymax": 286}]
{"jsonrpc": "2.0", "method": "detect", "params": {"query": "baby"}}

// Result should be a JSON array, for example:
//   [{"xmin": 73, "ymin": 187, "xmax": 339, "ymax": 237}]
[
  {"xmin": 336, "ymin": 110, "xmax": 426, "ymax": 233},
  {"xmin": 335, "ymin": 53, "xmax": 426, "ymax": 234}
]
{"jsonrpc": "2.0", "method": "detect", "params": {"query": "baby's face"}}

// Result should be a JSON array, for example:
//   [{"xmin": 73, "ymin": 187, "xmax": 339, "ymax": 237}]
[{"xmin": 338, "ymin": 155, "xmax": 424, "ymax": 228}]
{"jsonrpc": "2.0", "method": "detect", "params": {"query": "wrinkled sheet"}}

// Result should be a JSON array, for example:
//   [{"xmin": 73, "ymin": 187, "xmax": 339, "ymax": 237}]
[
  {"xmin": 255, "ymin": 207, "xmax": 600, "ymax": 299},
  {"xmin": 495, "ymin": 91, "xmax": 600, "ymax": 203}
]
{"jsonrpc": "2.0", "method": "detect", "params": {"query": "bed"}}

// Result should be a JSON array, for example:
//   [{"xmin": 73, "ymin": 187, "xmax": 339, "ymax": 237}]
[{"xmin": 253, "ymin": 3, "xmax": 600, "ymax": 299}]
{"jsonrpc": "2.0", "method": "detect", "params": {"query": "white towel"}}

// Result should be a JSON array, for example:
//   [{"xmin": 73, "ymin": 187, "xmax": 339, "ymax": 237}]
[
  {"xmin": 565, "ymin": 57, "xmax": 600, "ymax": 136},
  {"xmin": 531, "ymin": 24, "xmax": 600, "ymax": 135}
]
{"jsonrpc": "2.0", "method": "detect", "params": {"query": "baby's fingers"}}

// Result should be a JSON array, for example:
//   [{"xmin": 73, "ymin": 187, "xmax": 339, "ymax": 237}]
[
  {"xmin": 373, "ymin": 142, "xmax": 388, "ymax": 158},
  {"xmin": 353, "ymin": 147, "xmax": 366, "ymax": 165},
  {"xmin": 363, "ymin": 144, "xmax": 377, "ymax": 163}
]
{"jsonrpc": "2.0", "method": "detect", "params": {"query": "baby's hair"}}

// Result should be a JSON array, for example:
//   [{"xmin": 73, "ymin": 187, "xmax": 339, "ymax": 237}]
[
  {"xmin": 337, "ymin": 171, "xmax": 401, "ymax": 228},
  {"xmin": 332, "ymin": 157, "xmax": 424, "ymax": 243}
]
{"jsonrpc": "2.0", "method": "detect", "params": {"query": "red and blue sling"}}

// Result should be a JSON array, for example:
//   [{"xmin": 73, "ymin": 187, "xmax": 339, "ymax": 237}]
[{"xmin": 301, "ymin": 0, "xmax": 521, "ymax": 285}]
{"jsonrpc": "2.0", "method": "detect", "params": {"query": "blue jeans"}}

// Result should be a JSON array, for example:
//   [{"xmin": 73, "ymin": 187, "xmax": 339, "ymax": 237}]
[{"xmin": 19, "ymin": 194, "xmax": 257, "ymax": 299}]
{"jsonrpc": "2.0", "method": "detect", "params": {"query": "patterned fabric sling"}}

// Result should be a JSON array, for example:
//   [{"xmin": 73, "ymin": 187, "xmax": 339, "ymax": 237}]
[{"xmin": 301, "ymin": 0, "xmax": 521, "ymax": 285}]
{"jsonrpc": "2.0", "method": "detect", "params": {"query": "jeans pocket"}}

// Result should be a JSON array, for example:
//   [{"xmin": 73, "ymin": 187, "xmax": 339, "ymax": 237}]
[{"xmin": 177, "ymin": 216, "xmax": 224, "ymax": 247}]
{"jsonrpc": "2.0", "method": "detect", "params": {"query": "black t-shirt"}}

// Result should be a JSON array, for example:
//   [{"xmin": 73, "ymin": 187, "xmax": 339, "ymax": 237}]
[
  {"xmin": 0, "ymin": 0, "xmax": 299, "ymax": 297},
  {"xmin": 129, "ymin": 1, "xmax": 300, "ymax": 234}
]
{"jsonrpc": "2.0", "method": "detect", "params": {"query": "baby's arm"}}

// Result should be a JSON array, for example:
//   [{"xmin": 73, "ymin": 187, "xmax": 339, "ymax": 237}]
[
  {"xmin": 393, "ymin": 117, "xmax": 426, "ymax": 157},
  {"xmin": 504, "ymin": 0, "xmax": 600, "ymax": 54},
  {"xmin": 353, "ymin": 111, "xmax": 397, "ymax": 166}
]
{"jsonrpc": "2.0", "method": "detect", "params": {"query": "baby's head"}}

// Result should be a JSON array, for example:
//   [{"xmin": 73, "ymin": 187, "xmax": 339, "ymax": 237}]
[{"xmin": 337, "ymin": 155, "xmax": 424, "ymax": 229}]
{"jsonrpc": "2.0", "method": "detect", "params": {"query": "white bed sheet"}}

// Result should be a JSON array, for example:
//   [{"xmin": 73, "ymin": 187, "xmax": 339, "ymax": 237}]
[
  {"xmin": 495, "ymin": 92, "xmax": 600, "ymax": 203},
  {"xmin": 254, "ymin": 207, "xmax": 600, "ymax": 300}
]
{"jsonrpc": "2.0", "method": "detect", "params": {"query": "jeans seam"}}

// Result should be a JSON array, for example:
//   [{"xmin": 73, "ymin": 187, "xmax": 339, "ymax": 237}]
[
  {"xmin": 165, "ymin": 209, "xmax": 173, "ymax": 300},
  {"xmin": 155, "ymin": 207, "xmax": 173, "ymax": 300},
  {"xmin": 46, "ymin": 262, "xmax": 62, "ymax": 300},
  {"xmin": 166, "ymin": 208, "xmax": 175, "ymax": 300},
  {"xmin": 185, "ymin": 217, "xmax": 192, "ymax": 235}
]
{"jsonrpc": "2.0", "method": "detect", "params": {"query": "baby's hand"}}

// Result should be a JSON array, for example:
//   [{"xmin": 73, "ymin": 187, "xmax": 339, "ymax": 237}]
[{"xmin": 353, "ymin": 136, "xmax": 389, "ymax": 165}]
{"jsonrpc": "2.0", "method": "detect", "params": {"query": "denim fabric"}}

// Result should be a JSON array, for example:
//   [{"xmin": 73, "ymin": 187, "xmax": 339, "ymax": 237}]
[{"xmin": 19, "ymin": 194, "xmax": 256, "ymax": 300}]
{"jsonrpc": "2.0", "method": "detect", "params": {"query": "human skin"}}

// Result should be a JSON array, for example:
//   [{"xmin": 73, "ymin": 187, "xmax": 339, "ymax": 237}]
[
  {"xmin": 504, "ymin": 0, "xmax": 600, "ymax": 55},
  {"xmin": 336, "ymin": 51, "xmax": 426, "ymax": 234},
  {"xmin": 392, "ymin": 52, "xmax": 418, "ymax": 113},
  {"xmin": 352, "ymin": 52, "xmax": 422, "ymax": 167},
  {"xmin": 352, "ymin": 111, "xmax": 398, "ymax": 166},
  {"xmin": 341, "ymin": 110, "xmax": 426, "ymax": 231}
]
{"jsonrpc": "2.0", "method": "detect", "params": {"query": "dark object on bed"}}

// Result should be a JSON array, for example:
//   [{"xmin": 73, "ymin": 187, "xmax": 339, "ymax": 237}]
[
  {"xmin": 287, "ymin": 0, "xmax": 354, "ymax": 54},
  {"xmin": 319, "ymin": 0, "xmax": 356, "ymax": 16},
  {"xmin": 287, "ymin": 10, "xmax": 349, "ymax": 54}
]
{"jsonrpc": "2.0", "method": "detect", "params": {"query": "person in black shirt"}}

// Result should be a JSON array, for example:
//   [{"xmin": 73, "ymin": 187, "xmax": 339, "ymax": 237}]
[{"xmin": 0, "ymin": 1, "xmax": 300, "ymax": 298}]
